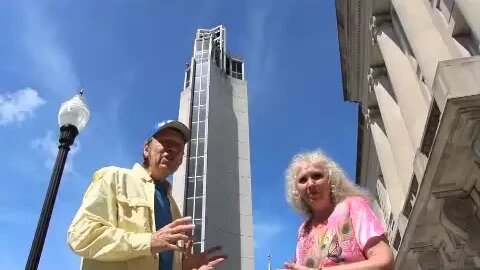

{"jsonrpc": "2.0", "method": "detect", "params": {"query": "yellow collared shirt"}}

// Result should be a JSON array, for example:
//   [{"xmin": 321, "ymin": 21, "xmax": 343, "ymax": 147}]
[{"xmin": 67, "ymin": 163, "xmax": 183, "ymax": 270}]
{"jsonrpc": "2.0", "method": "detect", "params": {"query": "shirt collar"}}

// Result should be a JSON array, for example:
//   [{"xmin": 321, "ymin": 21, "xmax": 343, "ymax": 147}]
[
  {"xmin": 132, "ymin": 163, "xmax": 153, "ymax": 182},
  {"xmin": 132, "ymin": 163, "xmax": 172, "ymax": 193}
]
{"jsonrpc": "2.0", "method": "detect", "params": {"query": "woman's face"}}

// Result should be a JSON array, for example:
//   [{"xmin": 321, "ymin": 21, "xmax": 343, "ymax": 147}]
[{"xmin": 295, "ymin": 161, "xmax": 332, "ymax": 211}]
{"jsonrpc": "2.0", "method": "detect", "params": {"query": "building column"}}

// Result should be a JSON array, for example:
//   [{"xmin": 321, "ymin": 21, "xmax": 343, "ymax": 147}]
[
  {"xmin": 376, "ymin": 177, "xmax": 392, "ymax": 228},
  {"xmin": 372, "ymin": 19, "xmax": 428, "ymax": 150},
  {"xmin": 390, "ymin": 0, "xmax": 453, "ymax": 88},
  {"xmin": 367, "ymin": 109, "xmax": 405, "ymax": 218},
  {"xmin": 369, "ymin": 69, "xmax": 414, "ymax": 193},
  {"xmin": 455, "ymin": 0, "xmax": 480, "ymax": 48}
]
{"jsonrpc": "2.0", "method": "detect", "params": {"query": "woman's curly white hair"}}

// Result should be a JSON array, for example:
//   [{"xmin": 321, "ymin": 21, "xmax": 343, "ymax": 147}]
[{"xmin": 285, "ymin": 149, "xmax": 367, "ymax": 216}]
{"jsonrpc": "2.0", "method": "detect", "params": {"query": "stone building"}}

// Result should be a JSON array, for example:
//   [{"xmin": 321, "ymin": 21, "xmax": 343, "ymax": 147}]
[{"xmin": 336, "ymin": 0, "xmax": 480, "ymax": 268}]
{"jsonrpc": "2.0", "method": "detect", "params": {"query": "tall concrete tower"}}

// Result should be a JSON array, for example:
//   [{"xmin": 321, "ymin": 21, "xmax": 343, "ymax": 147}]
[{"xmin": 172, "ymin": 25, "xmax": 254, "ymax": 270}]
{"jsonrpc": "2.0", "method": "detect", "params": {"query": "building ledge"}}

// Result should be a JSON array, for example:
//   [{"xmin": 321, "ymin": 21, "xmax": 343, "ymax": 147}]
[{"xmin": 395, "ymin": 56, "xmax": 480, "ymax": 268}]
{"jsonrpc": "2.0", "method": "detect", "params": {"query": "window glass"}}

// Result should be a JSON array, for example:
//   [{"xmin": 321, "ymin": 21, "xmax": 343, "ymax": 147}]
[
  {"xmin": 192, "ymin": 107, "xmax": 198, "ymax": 122},
  {"xmin": 194, "ymin": 197, "xmax": 203, "ymax": 218},
  {"xmin": 200, "ymin": 91, "xmax": 207, "ymax": 105},
  {"xmin": 190, "ymin": 139, "xmax": 197, "ymax": 155},
  {"xmin": 193, "ymin": 243, "xmax": 201, "ymax": 254},
  {"xmin": 195, "ymin": 177, "xmax": 203, "ymax": 196},
  {"xmin": 194, "ymin": 77, "xmax": 200, "ymax": 91},
  {"xmin": 191, "ymin": 123, "xmax": 198, "ymax": 138},
  {"xmin": 196, "ymin": 157, "xmax": 204, "ymax": 175},
  {"xmin": 188, "ymin": 158, "xmax": 195, "ymax": 176},
  {"xmin": 193, "ymin": 92, "xmax": 199, "ymax": 105},
  {"xmin": 201, "ymin": 78, "xmax": 207, "ymax": 90},
  {"xmin": 197, "ymin": 138, "xmax": 205, "ymax": 154},
  {"xmin": 194, "ymin": 223, "xmax": 202, "ymax": 243},
  {"xmin": 198, "ymin": 106, "xmax": 206, "ymax": 121},
  {"xmin": 187, "ymin": 180, "xmax": 194, "ymax": 197},
  {"xmin": 186, "ymin": 198, "xmax": 194, "ymax": 215},
  {"xmin": 198, "ymin": 121, "xmax": 205, "ymax": 136}
]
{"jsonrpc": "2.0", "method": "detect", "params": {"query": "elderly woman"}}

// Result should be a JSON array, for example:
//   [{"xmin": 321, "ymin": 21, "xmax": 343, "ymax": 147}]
[{"xmin": 282, "ymin": 150, "xmax": 393, "ymax": 270}]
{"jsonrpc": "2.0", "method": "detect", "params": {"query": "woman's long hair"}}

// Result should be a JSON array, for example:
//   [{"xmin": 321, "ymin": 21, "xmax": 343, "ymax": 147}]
[{"xmin": 285, "ymin": 149, "xmax": 368, "ymax": 217}]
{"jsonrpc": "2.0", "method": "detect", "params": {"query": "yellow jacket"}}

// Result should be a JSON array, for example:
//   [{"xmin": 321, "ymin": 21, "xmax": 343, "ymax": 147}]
[{"xmin": 67, "ymin": 163, "xmax": 183, "ymax": 270}]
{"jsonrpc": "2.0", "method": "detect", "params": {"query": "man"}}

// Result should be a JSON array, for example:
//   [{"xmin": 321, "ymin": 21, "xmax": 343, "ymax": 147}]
[{"xmin": 68, "ymin": 120, "xmax": 226, "ymax": 270}]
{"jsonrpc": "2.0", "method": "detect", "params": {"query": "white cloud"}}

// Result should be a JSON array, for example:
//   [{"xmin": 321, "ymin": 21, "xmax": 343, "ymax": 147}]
[
  {"xmin": 20, "ymin": 3, "xmax": 79, "ymax": 96},
  {"xmin": 0, "ymin": 87, "xmax": 46, "ymax": 126},
  {"xmin": 245, "ymin": 1, "xmax": 271, "ymax": 75},
  {"xmin": 254, "ymin": 220, "xmax": 284, "ymax": 249},
  {"xmin": 31, "ymin": 130, "xmax": 81, "ymax": 175},
  {"xmin": 243, "ymin": 0, "xmax": 290, "ymax": 110}
]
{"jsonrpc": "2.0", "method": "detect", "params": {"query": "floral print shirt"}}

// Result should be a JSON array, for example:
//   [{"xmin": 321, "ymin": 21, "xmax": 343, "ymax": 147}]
[{"xmin": 295, "ymin": 196, "xmax": 385, "ymax": 268}]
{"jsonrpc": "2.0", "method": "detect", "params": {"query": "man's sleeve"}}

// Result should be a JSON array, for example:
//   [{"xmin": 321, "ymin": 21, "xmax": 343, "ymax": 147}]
[{"xmin": 67, "ymin": 168, "xmax": 152, "ymax": 261}]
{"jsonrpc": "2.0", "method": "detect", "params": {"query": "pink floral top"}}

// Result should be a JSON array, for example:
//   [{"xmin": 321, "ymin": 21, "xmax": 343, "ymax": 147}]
[{"xmin": 295, "ymin": 196, "xmax": 385, "ymax": 268}]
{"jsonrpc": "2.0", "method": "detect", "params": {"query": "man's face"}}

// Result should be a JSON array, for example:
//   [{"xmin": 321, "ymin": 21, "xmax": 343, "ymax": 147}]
[{"xmin": 144, "ymin": 128, "xmax": 186, "ymax": 180}]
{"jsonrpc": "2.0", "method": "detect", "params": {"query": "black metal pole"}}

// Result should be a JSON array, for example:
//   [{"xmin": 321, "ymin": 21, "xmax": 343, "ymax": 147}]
[{"xmin": 25, "ymin": 124, "xmax": 79, "ymax": 270}]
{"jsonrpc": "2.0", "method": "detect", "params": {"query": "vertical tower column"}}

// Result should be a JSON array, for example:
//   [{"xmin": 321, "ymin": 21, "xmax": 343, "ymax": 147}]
[
  {"xmin": 367, "ymin": 108, "xmax": 405, "ymax": 218},
  {"xmin": 376, "ymin": 176, "xmax": 392, "ymax": 227},
  {"xmin": 369, "ymin": 68, "xmax": 414, "ymax": 193},
  {"xmin": 391, "ymin": 0, "xmax": 453, "ymax": 88},
  {"xmin": 455, "ymin": 0, "xmax": 480, "ymax": 48},
  {"xmin": 372, "ymin": 19, "xmax": 428, "ymax": 150}
]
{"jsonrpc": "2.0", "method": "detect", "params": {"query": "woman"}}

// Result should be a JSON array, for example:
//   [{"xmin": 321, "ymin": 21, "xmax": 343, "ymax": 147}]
[{"xmin": 282, "ymin": 150, "xmax": 393, "ymax": 270}]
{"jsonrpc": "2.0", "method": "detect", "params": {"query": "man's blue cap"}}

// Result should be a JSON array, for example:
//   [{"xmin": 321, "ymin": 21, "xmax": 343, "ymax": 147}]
[{"xmin": 148, "ymin": 120, "xmax": 190, "ymax": 142}]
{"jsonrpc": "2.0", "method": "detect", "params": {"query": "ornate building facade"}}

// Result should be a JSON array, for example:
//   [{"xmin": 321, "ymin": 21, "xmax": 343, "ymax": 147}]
[{"xmin": 336, "ymin": 0, "xmax": 480, "ymax": 268}]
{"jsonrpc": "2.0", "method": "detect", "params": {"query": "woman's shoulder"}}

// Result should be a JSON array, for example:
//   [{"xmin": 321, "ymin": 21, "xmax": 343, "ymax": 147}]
[
  {"xmin": 342, "ymin": 195, "xmax": 370, "ymax": 207},
  {"xmin": 334, "ymin": 196, "xmax": 372, "ymax": 215}
]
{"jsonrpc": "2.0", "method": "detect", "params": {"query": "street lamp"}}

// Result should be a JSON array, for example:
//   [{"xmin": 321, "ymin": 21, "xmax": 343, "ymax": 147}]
[{"xmin": 25, "ymin": 90, "xmax": 90, "ymax": 270}]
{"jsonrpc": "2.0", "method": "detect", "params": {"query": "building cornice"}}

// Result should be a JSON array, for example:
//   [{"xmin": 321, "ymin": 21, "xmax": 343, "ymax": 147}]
[
  {"xmin": 335, "ymin": 0, "xmax": 371, "ymax": 103},
  {"xmin": 336, "ymin": 0, "xmax": 372, "ymax": 183}
]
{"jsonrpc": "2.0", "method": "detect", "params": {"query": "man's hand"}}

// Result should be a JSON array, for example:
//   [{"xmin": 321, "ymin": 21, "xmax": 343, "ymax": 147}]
[
  {"xmin": 150, "ymin": 217, "xmax": 195, "ymax": 254},
  {"xmin": 183, "ymin": 240, "xmax": 227, "ymax": 270}
]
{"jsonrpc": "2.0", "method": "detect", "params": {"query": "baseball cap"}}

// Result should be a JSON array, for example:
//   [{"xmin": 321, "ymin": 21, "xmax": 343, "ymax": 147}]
[{"xmin": 148, "ymin": 120, "xmax": 190, "ymax": 142}]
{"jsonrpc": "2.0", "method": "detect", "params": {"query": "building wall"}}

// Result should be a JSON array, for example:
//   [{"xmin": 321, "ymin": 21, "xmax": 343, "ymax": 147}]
[
  {"xmin": 172, "ymin": 89, "xmax": 192, "ymax": 213},
  {"xmin": 172, "ymin": 26, "xmax": 254, "ymax": 270},
  {"xmin": 203, "ymin": 62, "xmax": 254, "ymax": 270},
  {"xmin": 336, "ymin": 0, "xmax": 480, "ymax": 268}
]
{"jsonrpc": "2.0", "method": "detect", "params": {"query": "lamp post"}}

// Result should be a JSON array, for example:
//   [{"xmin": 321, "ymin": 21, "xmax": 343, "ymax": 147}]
[{"xmin": 25, "ymin": 90, "xmax": 90, "ymax": 270}]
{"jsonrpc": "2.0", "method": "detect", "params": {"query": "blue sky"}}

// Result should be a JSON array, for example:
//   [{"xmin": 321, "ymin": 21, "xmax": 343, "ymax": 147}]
[{"xmin": 0, "ymin": 1, "xmax": 358, "ymax": 269}]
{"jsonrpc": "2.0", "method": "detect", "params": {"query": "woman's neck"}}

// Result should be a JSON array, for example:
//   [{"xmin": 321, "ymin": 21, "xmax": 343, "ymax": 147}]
[{"xmin": 310, "ymin": 202, "xmax": 335, "ymax": 224}]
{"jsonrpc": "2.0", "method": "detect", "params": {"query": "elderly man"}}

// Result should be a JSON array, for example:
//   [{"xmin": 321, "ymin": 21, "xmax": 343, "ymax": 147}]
[{"xmin": 68, "ymin": 120, "xmax": 226, "ymax": 270}]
